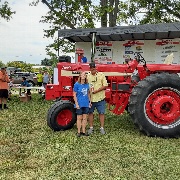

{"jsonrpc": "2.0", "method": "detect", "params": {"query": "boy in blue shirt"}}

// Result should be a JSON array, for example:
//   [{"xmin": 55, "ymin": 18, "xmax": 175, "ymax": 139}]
[
  {"xmin": 21, "ymin": 77, "xmax": 31, "ymax": 96},
  {"xmin": 73, "ymin": 72, "xmax": 91, "ymax": 137},
  {"xmin": 81, "ymin": 55, "xmax": 87, "ymax": 63}
]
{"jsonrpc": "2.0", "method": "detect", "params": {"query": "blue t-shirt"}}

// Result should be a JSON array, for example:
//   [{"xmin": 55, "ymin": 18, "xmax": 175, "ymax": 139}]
[
  {"xmin": 81, "ymin": 56, "xmax": 87, "ymax": 63},
  {"xmin": 21, "ymin": 80, "xmax": 30, "ymax": 87},
  {"xmin": 73, "ymin": 82, "xmax": 90, "ymax": 108}
]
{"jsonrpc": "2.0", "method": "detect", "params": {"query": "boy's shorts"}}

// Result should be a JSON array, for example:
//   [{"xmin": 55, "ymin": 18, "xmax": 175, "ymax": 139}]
[
  {"xmin": 76, "ymin": 107, "xmax": 89, "ymax": 115},
  {"xmin": 89, "ymin": 99, "xmax": 105, "ymax": 114}
]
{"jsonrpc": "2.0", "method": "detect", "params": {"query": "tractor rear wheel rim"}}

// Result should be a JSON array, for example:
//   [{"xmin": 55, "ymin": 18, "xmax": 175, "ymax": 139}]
[
  {"xmin": 56, "ymin": 109, "xmax": 72, "ymax": 126},
  {"xmin": 145, "ymin": 88, "xmax": 180, "ymax": 125}
]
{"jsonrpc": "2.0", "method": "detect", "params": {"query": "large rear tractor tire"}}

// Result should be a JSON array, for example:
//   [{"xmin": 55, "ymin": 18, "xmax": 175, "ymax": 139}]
[
  {"xmin": 47, "ymin": 100, "xmax": 77, "ymax": 131},
  {"xmin": 128, "ymin": 73, "xmax": 180, "ymax": 138}
]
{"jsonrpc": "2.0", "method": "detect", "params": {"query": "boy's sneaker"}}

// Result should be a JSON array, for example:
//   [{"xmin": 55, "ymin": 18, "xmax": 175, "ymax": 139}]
[
  {"xmin": 77, "ymin": 133, "xmax": 81, "ymax": 137},
  {"xmin": 88, "ymin": 128, "xmax": 94, "ymax": 135},
  {"xmin": 100, "ymin": 128, "xmax": 105, "ymax": 135}
]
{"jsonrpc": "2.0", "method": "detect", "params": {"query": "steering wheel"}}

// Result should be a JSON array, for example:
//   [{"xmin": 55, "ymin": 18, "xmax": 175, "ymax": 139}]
[{"xmin": 134, "ymin": 52, "xmax": 146, "ymax": 65}]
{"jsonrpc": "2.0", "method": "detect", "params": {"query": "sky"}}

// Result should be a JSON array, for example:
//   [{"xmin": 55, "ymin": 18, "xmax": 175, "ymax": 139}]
[{"xmin": 0, "ymin": 0, "xmax": 58, "ymax": 65}]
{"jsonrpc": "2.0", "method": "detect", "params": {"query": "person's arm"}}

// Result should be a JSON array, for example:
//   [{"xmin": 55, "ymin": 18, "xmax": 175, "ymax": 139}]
[
  {"xmin": 88, "ymin": 86, "xmax": 92, "ymax": 107},
  {"xmin": 93, "ymin": 86, "xmax": 107, "ymax": 94},
  {"xmin": 88, "ymin": 90, "xmax": 91, "ymax": 102},
  {"xmin": 73, "ymin": 91, "xmax": 80, "ymax": 109},
  {"xmin": 25, "ymin": 81, "xmax": 29, "ymax": 87},
  {"xmin": 21, "ymin": 81, "xmax": 24, "ymax": 86},
  {"xmin": 73, "ymin": 83, "xmax": 80, "ymax": 109},
  {"xmin": 93, "ymin": 74, "xmax": 108, "ymax": 94},
  {"xmin": 26, "ymin": 81, "xmax": 31, "ymax": 87},
  {"xmin": 0, "ymin": 73, "xmax": 3, "ymax": 80},
  {"xmin": 5, "ymin": 75, "xmax": 10, "ymax": 83}
]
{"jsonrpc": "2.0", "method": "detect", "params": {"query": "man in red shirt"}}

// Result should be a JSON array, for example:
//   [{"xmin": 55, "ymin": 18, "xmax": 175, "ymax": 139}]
[{"xmin": 0, "ymin": 67, "xmax": 10, "ymax": 110}]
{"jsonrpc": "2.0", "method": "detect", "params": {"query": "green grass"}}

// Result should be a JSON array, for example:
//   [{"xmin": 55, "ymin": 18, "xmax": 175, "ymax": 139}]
[{"xmin": 0, "ymin": 94, "xmax": 180, "ymax": 180}]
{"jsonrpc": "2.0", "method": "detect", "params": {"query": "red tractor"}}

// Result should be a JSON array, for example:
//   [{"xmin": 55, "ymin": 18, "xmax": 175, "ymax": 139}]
[{"xmin": 46, "ymin": 52, "xmax": 180, "ymax": 138}]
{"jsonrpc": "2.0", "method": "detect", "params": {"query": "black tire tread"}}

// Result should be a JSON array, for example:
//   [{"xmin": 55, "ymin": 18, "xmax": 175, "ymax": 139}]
[
  {"xmin": 47, "ymin": 100, "xmax": 76, "ymax": 131},
  {"xmin": 129, "ymin": 73, "xmax": 180, "ymax": 138}
]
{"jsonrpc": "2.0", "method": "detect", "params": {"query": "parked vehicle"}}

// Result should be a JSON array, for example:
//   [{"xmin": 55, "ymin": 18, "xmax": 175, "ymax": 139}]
[
  {"xmin": 12, "ymin": 72, "xmax": 37, "ymax": 86},
  {"xmin": 6, "ymin": 67, "xmax": 22, "ymax": 75}
]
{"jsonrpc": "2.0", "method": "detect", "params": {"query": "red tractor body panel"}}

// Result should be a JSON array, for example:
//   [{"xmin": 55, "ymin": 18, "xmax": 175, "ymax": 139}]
[
  {"xmin": 45, "ymin": 59, "xmax": 180, "ymax": 116},
  {"xmin": 137, "ymin": 64, "xmax": 180, "ymax": 80}
]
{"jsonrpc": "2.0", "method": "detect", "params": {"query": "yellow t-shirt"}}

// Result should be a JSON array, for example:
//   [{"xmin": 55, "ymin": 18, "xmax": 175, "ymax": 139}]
[
  {"xmin": 36, "ymin": 73, "xmax": 43, "ymax": 82},
  {"xmin": 87, "ymin": 72, "xmax": 108, "ymax": 102}
]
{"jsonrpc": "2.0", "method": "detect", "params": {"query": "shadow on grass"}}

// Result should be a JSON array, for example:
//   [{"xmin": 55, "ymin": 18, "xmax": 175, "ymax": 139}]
[{"xmin": 7, "ymin": 94, "xmax": 141, "ymax": 138}]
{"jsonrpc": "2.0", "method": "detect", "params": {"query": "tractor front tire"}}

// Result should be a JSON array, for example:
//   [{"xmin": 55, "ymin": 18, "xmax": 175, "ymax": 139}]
[
  {"xmin": 47, "ymin": 100, "xmax": 76, "ymax": 131},
  {"xmin": 129, "ymin": 73, "xmax": 180, "ymax": 138}
]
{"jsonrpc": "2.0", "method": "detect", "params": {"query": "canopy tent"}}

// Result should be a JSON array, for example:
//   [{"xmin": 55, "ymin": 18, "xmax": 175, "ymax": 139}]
[{"xmin": 58, "ymin": 22, "xmax": 180, "ymax": 42}]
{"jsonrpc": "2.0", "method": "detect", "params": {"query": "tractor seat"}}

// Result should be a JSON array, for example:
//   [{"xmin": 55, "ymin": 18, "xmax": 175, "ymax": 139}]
[{"xmin": 164, "ymin": 53, "xmax": 174, "ymax": 64}]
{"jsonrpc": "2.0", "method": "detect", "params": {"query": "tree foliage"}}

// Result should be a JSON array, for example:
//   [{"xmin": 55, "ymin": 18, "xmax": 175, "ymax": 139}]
[
  {"xmin": 41, "ymin": 58, "xmax": 53, "ymax": 66},
  {"xmin": 30, "ymin": 0, "xmax": 129, "ymax": 58},
  {"xmin": 0, "ymin": 60, "xmax": 5, "ymax": 67},
  {"xmin": 31, "ymin": 0, "xmax": 180, "ymax": 59},
  {"xmin": 127, "ymin": 0, "xmax": 180, "ymax": 24},
  {"xmin": 0, "ymin": 1, "xmax": 15, "ymax": 22},
  {"xmin": 6, "ymin": 61, "xmax": 33, "ymax": 72}
]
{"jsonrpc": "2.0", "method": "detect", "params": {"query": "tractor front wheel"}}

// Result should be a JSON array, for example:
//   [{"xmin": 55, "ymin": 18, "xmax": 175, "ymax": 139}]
[
  {"xmin": 129, "ymin": 73, "xmax": 180, "ymax": 138},
  {"xmin": 47, "ymin": 100, "xmax": 77, "ymax": 131}
]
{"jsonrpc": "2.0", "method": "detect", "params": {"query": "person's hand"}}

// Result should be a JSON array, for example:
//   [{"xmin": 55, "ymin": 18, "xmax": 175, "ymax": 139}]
[
  {"xmin": 92, "ymin": 90, "xmax": 98, "ymax": 94},
  {"xmin": 89, "ymin": 102, "xmax": 92, "ymax": 108},
  {"xmin": 76, "ymin": 104, "xmax": 80, "ymax": 109}
]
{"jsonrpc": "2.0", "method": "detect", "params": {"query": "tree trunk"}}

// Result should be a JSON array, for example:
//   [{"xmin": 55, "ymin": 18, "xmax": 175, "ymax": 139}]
[
  {"xmin": 109, "ymin": 0, "xmax": 119, "ymax": 27},
  {"xmin": 100, "ymin": 0, "xmax": 108, "ymax": 27},
  {"xmin": 113, "ymin": 0, "xmax": 119, "ymax": 26},
  {"xmin": 109, "ymin": 0, "xmax": 114, "ymax": 27}
]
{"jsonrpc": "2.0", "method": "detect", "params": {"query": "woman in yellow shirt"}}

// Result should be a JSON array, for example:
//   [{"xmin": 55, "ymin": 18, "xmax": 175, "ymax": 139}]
[{"xmin": 36, "ymin": 70, "xmax": 43, "ymax": 87}]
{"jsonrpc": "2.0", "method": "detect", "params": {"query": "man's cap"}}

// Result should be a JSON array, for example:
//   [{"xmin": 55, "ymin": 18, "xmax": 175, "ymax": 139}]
[
  {"xmin": 1, "ymin": 67, "xmax": 6, "ymax": 69},
  {"xmin": 89, "ymin": 62, "xmax": 96, "ymax": 68}
]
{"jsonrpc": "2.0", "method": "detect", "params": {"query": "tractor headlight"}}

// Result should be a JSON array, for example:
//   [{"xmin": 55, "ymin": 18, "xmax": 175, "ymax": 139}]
[{"xmin": 63, "ymin": 86, "xmax": 71, "ymax": 90}]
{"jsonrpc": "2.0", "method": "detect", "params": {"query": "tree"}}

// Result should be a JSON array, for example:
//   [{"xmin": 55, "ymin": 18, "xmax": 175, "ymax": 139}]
[
  {"xmin": 41, "ymin": 58, "xmax": 53, "ymax": 66},
  {"xmin": 127, "ymin": 0, "xmax": 180, "ymax": 24},
  {"xmin": 100, "ymin": 0, "xmax": 108, "ymax": 27},
  {"xmin": 6, "ymin": 61, "xmax": 33, "ymax": 72},
  {"xmin": 30, "ymin": 0, "xmax": 128, "ymax": 58},
  {"xmin": 100, "ymin": 0, "xmax": 125, "ymax": 27},
  {"xmin": 0, "ymin": 60, "xmax": 5, "ymax": 67},
  {"xmin": 31, "ymin": 0, "xmax": 180, "ymax": 60},
  {"xmin": 109, "ymin": 0, "xmax": 119, "ymax": 27},
  {"xmin": 0, "ymin": 1, "xmax": 15, "ymax": 21},
  {"xmin": 45, "ymin": 45, "xmax": 58, "ymax": 67}
]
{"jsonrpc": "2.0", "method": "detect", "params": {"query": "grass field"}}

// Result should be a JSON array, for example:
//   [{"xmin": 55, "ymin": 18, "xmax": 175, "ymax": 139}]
[{"xmin": 0, "ymin": 94, "xmax": 180, "ymax": 180}]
